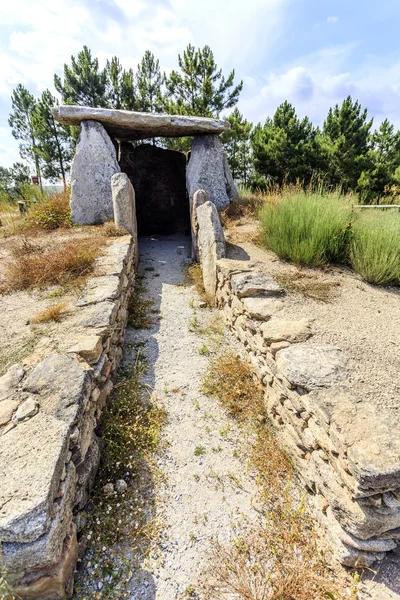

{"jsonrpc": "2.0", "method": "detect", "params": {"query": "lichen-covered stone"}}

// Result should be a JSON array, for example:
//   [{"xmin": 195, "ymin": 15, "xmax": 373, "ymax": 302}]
[
  {"xmin": 76, "ymin": 275, "xmax": 121, "ymax": 307},
  {"xmin": 67, "ymin": 334, "xmax": 103, "ymax": 364},
  {"xmin": 231, "ymin": 273, "xmax": 284, "ymax": 299},
  {"xmin": 111, "ymin": 172, "xmax": 138, "ymax": 240},
  {"xmin": 275, "ymin": 344, "xmax": 347, "ymax": 390},
  {"xmin": 22, "ymin": 355, "xmax": 91, "ymax": 427},
  {"xmin": 242, "ymin": 297, "xmax": 284, "ymax": 320},
  {"xmin": 197, "ymin": 201, "xmax": 226, "ymax": 298},
  {"xmin": 187, "ymin": 135, "xmax": 238, "ymax": 211},
  {"xmin": 2, "ymin": 464, "xmax": 76, "ymax": 572},
  {"xmin": 12, "ymin": 524, "xmax": 78, "ymax": 600},
  {"xmin": 260, "ymin": 318, "xmax": 312, "ymax": 344},
  {"xmin": 0, "ymin": 413, "xmax": 69, "ymax": 543},
  {"xmin": 70, "ymin": 120, "xmax": 120, "ymax": 225},
  {"xmin": 53, "ymin": 105, "xmax": 229, "ymax": 140}
]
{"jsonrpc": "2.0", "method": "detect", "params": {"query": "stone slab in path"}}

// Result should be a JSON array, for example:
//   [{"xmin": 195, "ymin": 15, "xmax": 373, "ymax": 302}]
[{"xmin": 52, "ymin": 106, "xmax": 230, "ymax": 140}]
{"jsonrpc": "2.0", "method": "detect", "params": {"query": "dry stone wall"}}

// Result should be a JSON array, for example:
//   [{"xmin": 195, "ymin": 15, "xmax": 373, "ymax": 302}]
[
  {"xmin": 0, "ymin": 235, "xmax": 137, "ymax": 599},
  {"xmin": 216, "ymin": 258, "xmax": 400, "ymax": 568}
]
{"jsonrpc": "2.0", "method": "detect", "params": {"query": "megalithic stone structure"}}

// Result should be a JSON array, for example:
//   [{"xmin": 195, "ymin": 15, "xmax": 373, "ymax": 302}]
[{"xmin": 70, "ymin": 120, "xmax": 120, "ymax": 225}]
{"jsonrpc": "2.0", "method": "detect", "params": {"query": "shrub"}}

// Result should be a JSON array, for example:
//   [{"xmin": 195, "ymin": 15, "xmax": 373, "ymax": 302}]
[
  {"xmin": 24, "ymin": 189, "xmax": 71, "ymax": 231},
  {"xmin": 350, "ymin": 211, "xmax": 400, "ymax": 286},
  {"xmin": 260, "ymin": 191, "xmax": 352, "ymax": 266}
]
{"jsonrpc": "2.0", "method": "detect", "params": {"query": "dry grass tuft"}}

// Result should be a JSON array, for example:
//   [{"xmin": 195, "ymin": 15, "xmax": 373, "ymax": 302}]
[
  {"xmin": 185, "ymin": 263, "xmax": 213, "ymax": 305},
  {"xmin": 1, "ymin": 237, "xmax": 105, "ymax": 293},
  {"xmin": 201, "ymin": 351, "xmax": 352, "ymax": 600},
  {"xmin": 128, "ymin": 277, "xmax": 155, "ymax": 329},
  {"xmin": 31, "ymin": 301, "xmax": 68, "ymax": 324},
  {"xmin": 274, "ymin": 271, "xmax": 339, "ymax": 303},
  {"xmin": 10, "ymin": 237, "xmax": 42, "ymax": 258},
  {"xmin": 203, "ymin": 351, "xmax": 264, "ymax": 421},
  {"xmin": 102, "ymin": 220, "xmax": 130, "ymax": 237}
]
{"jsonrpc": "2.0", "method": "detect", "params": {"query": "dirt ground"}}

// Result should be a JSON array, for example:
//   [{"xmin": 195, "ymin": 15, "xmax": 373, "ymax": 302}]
[
  {"xmin": 0, "ymin": 226, "xmax": 113, "ymax": 375},
  {"xmin": 224, "ymin": 215, "xmax": 400, "ymax": 414}
]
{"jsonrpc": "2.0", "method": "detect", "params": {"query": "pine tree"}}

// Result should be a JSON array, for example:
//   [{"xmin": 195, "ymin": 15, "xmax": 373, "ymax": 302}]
[
  {"xmin": 251, "ymin": 101, "xmax": 321, "ymax": 186},
  {"xmin": 357, "ymin": 119, "xmax": 400, "ymax": 202},
  {"xmin": 221, "ymin": 108, "xmax": 253, "ymax": 184},
  {"xmin": 106, "ymin": 57, "xmax": 136, "ymax": 110},
  {"xmin": 322, "ymin": 96, "xmax": 373, "ymax": 192},
  {"xmin": 33, "ymin": 90, "xmax": 74, "ymax": 188},
  {"xmin": 8, "ymin": 84, "xmax": 42, "ymax": 190},
  {"xmin": 136, "ymin": 51, "xmax": 164, "ymax": 113},
  {"xmin": 164, "ymin": 44, "xmax": 243, "ymax": 117},
  {"xmin": 54, "ymin": 46, "xmax": 108, "ymax": 107},
  {"xmin": 0, "ymin": 162, "xmax": 30, "ymax": 200}
]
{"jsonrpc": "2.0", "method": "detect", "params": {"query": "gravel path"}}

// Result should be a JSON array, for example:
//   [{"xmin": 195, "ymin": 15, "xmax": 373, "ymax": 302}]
[{"xmin": 124, "ymin": 235, "xmax": 259, "ymax": 599}]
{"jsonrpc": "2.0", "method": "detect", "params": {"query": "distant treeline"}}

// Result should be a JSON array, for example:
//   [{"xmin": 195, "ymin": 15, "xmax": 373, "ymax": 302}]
[{"xmin": 2, "ymin": 45, "xmax": 400, "ymax": 204}]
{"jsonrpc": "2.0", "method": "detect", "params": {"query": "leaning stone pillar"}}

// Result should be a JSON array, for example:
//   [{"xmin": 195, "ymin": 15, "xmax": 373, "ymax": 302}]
[{"xmin": 70, "ymin": 120, "xmax": 120, "ymax": 225}]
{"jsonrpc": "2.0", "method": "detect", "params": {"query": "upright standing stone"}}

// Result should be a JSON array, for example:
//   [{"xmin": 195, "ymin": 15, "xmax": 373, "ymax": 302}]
[
  {"xmin": 187, "ymin": 135, "xmax": 239, "ymax": 211},
  {"xmin": 111, "ymin": 173, "xmax": 138, "ymax": 239},
  {"xmin": 70, "ymin": 120, "xmax": 120, "ymax": 225},
  {"xmin": 190, "ymin": 189, "xmax": 208, "ymax": 262},
  {"xmin": 196, "ymin": 201, "xmax": 226, "ymax": 299}
]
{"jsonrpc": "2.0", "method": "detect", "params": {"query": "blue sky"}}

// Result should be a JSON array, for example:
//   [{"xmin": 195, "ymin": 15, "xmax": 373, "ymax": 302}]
[{"xmin": 1, "ymin": 0, "xmax": 400, "ymax": 170}]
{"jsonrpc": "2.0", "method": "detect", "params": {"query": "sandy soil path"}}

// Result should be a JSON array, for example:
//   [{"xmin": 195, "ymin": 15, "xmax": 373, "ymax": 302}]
[{"xmin": 124, "ymin": 235, "xmax": 259, "ymax": 599}]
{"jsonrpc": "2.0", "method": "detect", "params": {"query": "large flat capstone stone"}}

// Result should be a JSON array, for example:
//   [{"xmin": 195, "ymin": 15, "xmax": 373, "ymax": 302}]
[
  {"xmin": 70, "ymin": 120, "xmax": 120, "ymax": 225},
  {"xmin": 52, "ymin": 106, "xmax": 229, "ymax": 141},
  {"xmin": 0, "ymin": 412, "xmax": 69, "ymax": 543}
]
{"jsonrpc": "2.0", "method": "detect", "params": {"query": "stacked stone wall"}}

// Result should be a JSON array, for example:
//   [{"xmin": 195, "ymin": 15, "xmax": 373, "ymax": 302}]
[
  {"xmin": 216, "ymin": 257, "xmax": 400, "ymax": 568},
  {"xmin": 0, "ymin": 235, "xmax": 137, "ymax": 598}
]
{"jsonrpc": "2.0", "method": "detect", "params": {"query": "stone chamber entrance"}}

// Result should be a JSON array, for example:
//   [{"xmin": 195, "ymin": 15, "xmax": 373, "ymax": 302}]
[{"xmin": 119, "ymin": 142, "xmax": 188, "ymax": 235}]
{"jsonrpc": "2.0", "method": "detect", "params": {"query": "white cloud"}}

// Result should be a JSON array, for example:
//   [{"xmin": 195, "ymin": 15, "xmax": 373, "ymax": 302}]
[
  {"xmin": 239, "ymin": 44, "xmax": 400, "ymax": 129},
  {"xmin": 327, "ymin": 16, "xmax": 339, "ymax": 24}
]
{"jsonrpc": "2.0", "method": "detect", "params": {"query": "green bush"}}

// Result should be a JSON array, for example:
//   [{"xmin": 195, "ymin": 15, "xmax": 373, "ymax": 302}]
[
  {"xmin": 25, "ymin": 190, "xmax": 71, "ymax": 231},
  {"xmin": 350, "ymin": 211, "xmax": 400, "ymax": 286},
  {"xmin": 260, "ymin": 191, "xmax": 352, "ymax": 266}
]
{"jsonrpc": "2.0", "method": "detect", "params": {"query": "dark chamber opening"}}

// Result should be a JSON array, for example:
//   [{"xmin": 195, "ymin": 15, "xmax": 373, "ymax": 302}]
[{"xmin": 119, "ymin": 142, "xmax": 189, "ymax": 235}]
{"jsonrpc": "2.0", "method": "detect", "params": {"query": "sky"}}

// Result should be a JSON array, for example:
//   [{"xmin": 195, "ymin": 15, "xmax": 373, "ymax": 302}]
[{"xmin": 1, "ymin": 0, "xmax": 400, "ymax": 170}]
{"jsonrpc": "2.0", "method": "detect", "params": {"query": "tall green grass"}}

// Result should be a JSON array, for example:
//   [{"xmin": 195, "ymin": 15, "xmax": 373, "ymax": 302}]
[
  {"xmin": 259, "ymin": 188, "xmax": 400, "ymax": 286},
  {"xmin": 350, "ymin": 211, "xmax": 400, "ymax": 286},
  {"xmin": 260, "ymin": 191, "xmax": 352, "ymax": 266}
]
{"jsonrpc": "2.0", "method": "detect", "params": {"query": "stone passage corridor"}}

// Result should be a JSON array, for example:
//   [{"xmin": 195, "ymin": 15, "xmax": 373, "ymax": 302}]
[{"xmin": 123, "ymin": 236, "xmax": 258, "ymax": 598}]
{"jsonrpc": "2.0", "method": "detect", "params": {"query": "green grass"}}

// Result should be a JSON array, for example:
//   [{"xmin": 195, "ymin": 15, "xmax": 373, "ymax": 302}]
[
  {"xmin": 260, "ymin": 191, "xmax": 352, "ymax": 266},
  {"xmin": 350, "ymin": 210, "xmax": 400, "ymax": 286},
  {"xmin": 259, "ymin": 188, "xmax": 400, "ymax": 286}
]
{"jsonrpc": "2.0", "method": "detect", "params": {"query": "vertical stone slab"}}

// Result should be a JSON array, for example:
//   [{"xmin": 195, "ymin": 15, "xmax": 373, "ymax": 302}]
[
  {"xmin": 196, "ymin": 200, "xmax": 226, "ymax": 299},
  {"xmin": 111, "ymin": 173, "xmax": 138, "ymax": 240},
  {"xmin": 187, "ymin": 135, "xmax": 239, "ymax": 211},
  {"xmin": 70, "ymin": 120, "xmax": 120, "ymax": 225},
  {"xmin": 190, "ymin": 188, "xmax": 208, "ymax": 262}
]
